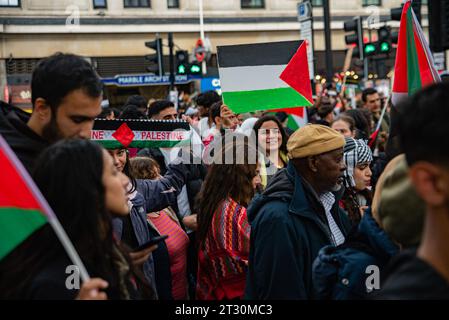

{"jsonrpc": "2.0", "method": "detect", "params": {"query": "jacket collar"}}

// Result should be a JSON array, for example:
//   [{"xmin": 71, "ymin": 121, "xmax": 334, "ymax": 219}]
[
  {"xmin": 286, "ymin": 162, "xmax": 345, "ymax": 218},
  {"xmin": 286, "ymin": 162, "xmax": 319, "ymax": 219}
]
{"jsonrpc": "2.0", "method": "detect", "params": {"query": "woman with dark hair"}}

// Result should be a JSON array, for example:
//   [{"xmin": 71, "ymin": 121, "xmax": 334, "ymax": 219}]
[
  {"xmin": 252, "ymin": 115, "xmax": 289, "ymax": 189},
  {"xmin": 340, "ymin": 137, "xmax": 373, "ymax": 225},
  {"xmin": 0, "ymin": 139, "xmax": 154, "ymax": 299},
  {"xmin": 331, "ymin": 115, "xmax": 356, "ymax": 138},
  {"xmin": 195, "ymin": 135, "xmax": 261, "ymax": 300},
  {"xmin": 344, "ymin": 109, "xmax": 371, "ymax": 141}
]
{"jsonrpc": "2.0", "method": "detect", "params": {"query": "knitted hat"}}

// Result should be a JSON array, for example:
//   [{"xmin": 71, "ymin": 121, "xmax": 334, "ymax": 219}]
[{"xmin": 377, "ymin": 155, "xmax": 424, "ymax": 247}]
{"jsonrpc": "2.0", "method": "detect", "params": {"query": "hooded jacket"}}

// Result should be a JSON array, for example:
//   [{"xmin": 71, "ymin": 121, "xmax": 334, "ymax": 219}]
[
  {"xmin": 312, "ymin": 209, "xmax": 399, "ymax": 300},
  {"xmin": 245, "ymin": 162, "xmax": 351, "ymax": 300},
  {"xmin": 0, "ymin": 101, "xmax": 49, "ymax": 172}
]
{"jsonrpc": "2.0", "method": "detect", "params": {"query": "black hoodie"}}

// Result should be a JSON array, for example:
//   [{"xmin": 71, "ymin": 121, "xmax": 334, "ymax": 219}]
[{"xmin": 0, "ymin": 101, "xmax": 49, "ymax": 172}]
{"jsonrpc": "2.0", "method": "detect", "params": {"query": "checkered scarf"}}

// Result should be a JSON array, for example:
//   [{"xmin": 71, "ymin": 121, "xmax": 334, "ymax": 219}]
[{"xmin": 343, "ymin": 138, "xmax": 373, "ymax": 188}]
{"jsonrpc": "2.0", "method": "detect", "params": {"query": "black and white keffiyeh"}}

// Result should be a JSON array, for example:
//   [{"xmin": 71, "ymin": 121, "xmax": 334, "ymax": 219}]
[{"xmin": 343, "ymin": 137, "xmax": 373, "ymax": 188}]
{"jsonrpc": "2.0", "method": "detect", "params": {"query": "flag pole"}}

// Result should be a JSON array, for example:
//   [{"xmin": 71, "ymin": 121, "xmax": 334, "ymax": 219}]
[
  {"xmin": 375, "ymin": 94, "xmax": 389, "ymax": 133},
  {"xmin": 368, "ymin": 94, "xmax": 390, "ymax": 148}
]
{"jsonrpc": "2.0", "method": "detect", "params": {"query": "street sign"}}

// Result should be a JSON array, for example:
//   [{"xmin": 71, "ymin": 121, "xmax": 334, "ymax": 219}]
[
  {"xmin": 101, "ymin": 74, "xmax": 193, "ymax": 87},
  {"xmin": 297, "ymin": 1, "xmax": 312, "ymax": 22},
  {"xmin": 300, "ymin": 19, "xmax": 315, "ymax": 80},
  {"xmin": 433, "ymin": 52, "xmax": 446, "ymax": 72},
  {"xmin": 201, "ymin": 77, "xmax": 221, "ymax": 93},
  {"xmin": 194, "ymin": 38, "xmax": 206, "ymax": 63}
]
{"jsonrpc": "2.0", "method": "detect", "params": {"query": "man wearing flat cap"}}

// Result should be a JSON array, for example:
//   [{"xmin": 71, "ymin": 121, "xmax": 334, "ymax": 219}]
[{"xmin": 245, "ymin": 124, "xmax": 352, "ymax": 299}]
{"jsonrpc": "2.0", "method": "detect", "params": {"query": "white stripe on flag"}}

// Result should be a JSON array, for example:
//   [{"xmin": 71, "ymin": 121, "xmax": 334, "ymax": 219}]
[
  {"xmin": 219, "ymin": 64, "xmax": 289, "ymax": 92},
  {"xmin": 412, "ymin": 8, "xmax": 441, "ymax": 82}
]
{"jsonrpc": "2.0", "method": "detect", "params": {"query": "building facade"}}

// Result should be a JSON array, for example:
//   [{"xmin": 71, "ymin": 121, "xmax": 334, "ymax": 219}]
[{"xmin": 0, "ymin": 0, "xmax": 432, "ymax": 107}]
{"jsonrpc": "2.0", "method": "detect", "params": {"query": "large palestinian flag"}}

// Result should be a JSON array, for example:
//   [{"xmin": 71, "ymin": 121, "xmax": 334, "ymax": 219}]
[
  {"xmin": 392, "ymin": 0, "xmax": 440, "ymax": 105},
  {"xmin": 217, "ymin": 41, "xmax": 313, "ymax": 114},
  {"xmin": 91, "ymin": 119, "xmax": 192, "ymax": 149}
]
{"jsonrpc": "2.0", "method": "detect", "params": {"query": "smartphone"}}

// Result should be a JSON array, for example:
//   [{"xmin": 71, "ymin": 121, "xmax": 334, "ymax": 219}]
[{"xmin": 134, "ymin": 235, "xmax": 169, "ymax": 252}]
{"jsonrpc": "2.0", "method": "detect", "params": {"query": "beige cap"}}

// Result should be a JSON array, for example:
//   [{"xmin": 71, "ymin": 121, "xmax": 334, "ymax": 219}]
[{"xmin": 287, "ymin": 124, "xmax": 346, "ymax": 159}]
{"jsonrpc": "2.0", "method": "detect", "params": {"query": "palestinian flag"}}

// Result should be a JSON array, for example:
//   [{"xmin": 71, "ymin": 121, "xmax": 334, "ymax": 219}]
[
  {"xmin": 287, "ymin": 110, "xmax": 309, "ymax": 132},
  {"xmin": 217, "ymin": 41, "xmax": 313, "ymax": 114},
  {"xmin": 0, "ymin": 135, "xmax": 51, "ymax": 260},
  {"xmin": 91, "ymin": 119, "xmax": 192, "ymax": 149},
  {"xmin": 392, "ymin": 0, "xmax": 440, "ymax": 106}
]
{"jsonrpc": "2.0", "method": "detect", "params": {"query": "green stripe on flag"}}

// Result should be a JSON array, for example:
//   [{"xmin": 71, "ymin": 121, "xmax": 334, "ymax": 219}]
[
  {"xmin": 94, "ymin": 139, "xmax": 191, "ymax": 149},
  {"xmin": 222, "ymin": 87, "xmax": 312, "ymax": 114},
  {"xmin": 406, "ymin": 7, "xmax": 422, "ymax": 95},
  {"xmin": 287, "ymin": 115, "xmax": 300, "ymax": 131},
  {"xmin": 0, "ymin": 208, "xmax": 47, "ymax": 260}
]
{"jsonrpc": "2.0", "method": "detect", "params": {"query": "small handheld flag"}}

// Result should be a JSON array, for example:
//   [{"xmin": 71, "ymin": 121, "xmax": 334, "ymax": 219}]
[{"xmin": 0, "ymin": 134, "xmax": 90, "ymax": 282}]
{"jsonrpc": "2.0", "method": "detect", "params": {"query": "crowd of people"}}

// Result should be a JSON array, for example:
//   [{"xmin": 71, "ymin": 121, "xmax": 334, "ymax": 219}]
[{"xmin": 0, "ymin": 52, "xmax": 448, "ymax": 300}]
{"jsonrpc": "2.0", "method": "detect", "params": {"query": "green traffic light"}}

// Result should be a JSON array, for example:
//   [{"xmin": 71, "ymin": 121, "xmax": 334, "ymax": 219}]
[
  {"xmin": 190, "ymin": 64, "xmax": 201, "ymax": 74},
  {"xmin": 177, "ymin": 64, "xmax": 187, "ymax": 74},
  {"xmin": 364, "ymin": 43, "xmax": 376, "ymax": 55},
  {"xmin": 380, "ymin": 41, "xmax": 391, "ymax": 53}
]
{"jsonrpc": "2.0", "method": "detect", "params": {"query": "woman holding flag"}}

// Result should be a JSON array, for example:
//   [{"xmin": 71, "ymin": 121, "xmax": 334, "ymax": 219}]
[{"xmin": 0, "ymin": 139, "xmax": 155, "ymax": 299}]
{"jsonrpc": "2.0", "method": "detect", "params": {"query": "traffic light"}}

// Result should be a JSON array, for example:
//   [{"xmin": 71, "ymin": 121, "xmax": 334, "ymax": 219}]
[
  {"xmin": 377, "ymin": 26, "xmax": 392, "ymax": 54},
  {"xmin": 344, "ymin": 16, "xmax": 364, "ymax": 60},
  {"xmin": 364, "ymin": 43, "xmax": 377, "ymax": 57},
  {"xmin": 176, "ymin": 50, "xmax": 189, "ymax": 75},
  {"xmin": 145, "ymin": 37, "xmax": 164, "ymax": 76},
  {"xmin": 391, "ymin": 31, "xmax": 399, "ymax": 45},
  {"xmin": 189, "ymin": 63, "xmax": 202, "ymax": 75},
  {"xmin": 391, "ymin": 1, "xmax": 421, "ymax": 23},
  {"xmin": 428, "ymin": 0, "xmax": 449, "ymax": 52}
]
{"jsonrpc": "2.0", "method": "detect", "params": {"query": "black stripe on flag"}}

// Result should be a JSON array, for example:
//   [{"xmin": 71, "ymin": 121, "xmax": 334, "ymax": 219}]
[
  {"xmin": 217, "ymin": 40, "xmax": 303, "ymax": 68},
  {"xmin": 93, "ymin": 119, "xmax": 191, "ymax": 131}
]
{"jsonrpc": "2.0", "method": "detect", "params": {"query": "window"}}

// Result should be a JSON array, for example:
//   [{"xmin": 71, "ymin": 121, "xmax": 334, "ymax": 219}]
[
  {"xmin": 0, "ymin": 0, "xmax": 20, "ymax": 7},
  {"xmin": 124, "ymin": 0, "xmax": 150, "ymax": 8},
  {"xmin": 93, "ymin": 0, "xmax": 107, "ymax": 9},
  {"xmin": 362, "ymin": 0, "xmax": 381, "ymax": 6},
  {"xmin": 311, "ymin": 0, "xmax": 323, "ymax": 7},
  {"xmin": 167, "ymin": 0, "xmax": 179, "ymax": 8},
  {"xmin": 241, "ymin": 0, "xmax": 264, "ymax": 9}
]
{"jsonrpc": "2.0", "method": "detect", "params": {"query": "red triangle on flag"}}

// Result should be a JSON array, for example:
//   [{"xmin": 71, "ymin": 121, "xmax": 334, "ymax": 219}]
[
  {"xmin": 279, "ymin": 41, "xmax": 313, "ymax": 105},
  {"xmin": 112, "ymin": 123, "xmax": 135, "ymax": 148},
  {"xmin": 271, "ymin": 107, "xmax": 305, "ymax": 117}
]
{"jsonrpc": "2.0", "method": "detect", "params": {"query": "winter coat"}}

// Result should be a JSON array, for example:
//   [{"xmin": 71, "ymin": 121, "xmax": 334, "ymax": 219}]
[
  {"xmin": 245, "ymin": 162, "xmax": 351, "ymax": 300},
  {"xmin": 312, "ymin": 209, "xmax": 399, "ymax": 300}
]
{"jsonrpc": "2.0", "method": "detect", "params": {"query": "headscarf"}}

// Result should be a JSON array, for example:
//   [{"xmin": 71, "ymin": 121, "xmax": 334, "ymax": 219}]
[{"xmin": 343, "ymin": 137, "xmax": 373, "ymax": 189}]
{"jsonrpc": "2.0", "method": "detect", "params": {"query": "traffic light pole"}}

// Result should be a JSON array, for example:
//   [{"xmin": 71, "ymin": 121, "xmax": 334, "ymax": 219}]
[
  {"xmin": 323, "ymin": 0, "xmax": 333, "ymax": 82},
  {"xmin": 168, "ymin": 32, "xmax": 175, "ymax": 90}
]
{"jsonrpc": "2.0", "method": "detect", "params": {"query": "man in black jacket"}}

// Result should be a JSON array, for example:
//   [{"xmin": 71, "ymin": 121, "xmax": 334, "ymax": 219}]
[
  {"xmin": 246, "ymin": 124, "xmax": 351, "ymax": 299},
  {"xmin": 0, "ymin": 53, "xmax": 103, "ymax": 172}
]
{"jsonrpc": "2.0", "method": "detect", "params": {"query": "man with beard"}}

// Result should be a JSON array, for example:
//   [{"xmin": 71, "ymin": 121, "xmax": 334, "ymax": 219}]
[
  {"xmin": 0, "ymin": 53, "xmax": 103, "ymax": 172},
  {"xmin": 245, "ymin": 124, "xmax": 352, "ymax": 299}
]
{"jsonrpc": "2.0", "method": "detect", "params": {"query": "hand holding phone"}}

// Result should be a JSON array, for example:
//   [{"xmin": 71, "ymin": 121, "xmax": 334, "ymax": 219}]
[{"xmin": 134, "ymin": 235, "xmax": 169, "ymax": 252}]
